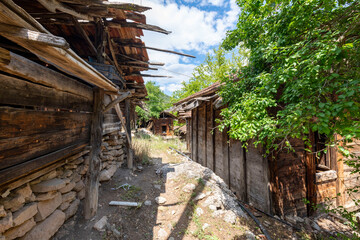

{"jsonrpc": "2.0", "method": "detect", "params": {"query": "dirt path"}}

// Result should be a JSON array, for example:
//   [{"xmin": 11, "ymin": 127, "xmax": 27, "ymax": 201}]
[{"xmin": 54, "ymin": 130, "xmax": 348, "ymax": 240}]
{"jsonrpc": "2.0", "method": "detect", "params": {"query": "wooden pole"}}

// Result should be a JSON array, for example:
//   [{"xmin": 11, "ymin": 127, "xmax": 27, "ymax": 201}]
[
  {"xmin": 84, "ymin": 87, "xmax": 104, "ymax": 219},
  {"xmin": 125, "ymin": 98, "xmax": 133, "ymax": 169}
]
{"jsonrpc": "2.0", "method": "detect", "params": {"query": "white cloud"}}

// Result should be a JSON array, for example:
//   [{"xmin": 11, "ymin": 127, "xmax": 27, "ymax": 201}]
[{"xmin": 113, "ymin": 0, "xmax": 240, "ymax": 94}]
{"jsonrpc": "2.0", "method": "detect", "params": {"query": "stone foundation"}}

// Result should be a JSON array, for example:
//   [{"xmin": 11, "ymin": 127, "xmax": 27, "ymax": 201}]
[
  {"xmin": 0, "ymin": 130, "xmax": 127, "ymax": 239},
  {"xmin": 99, "ymin": 131, "xmax": 127, "ymax": 182}
]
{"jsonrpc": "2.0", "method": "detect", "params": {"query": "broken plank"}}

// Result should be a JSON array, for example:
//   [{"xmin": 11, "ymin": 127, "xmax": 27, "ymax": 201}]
[
  {"xmin": 0, "ymin": 49, "xmax": 93, "ymax": 100},
  {"xmin": 103, "ymin": 91, "xmax": 131, "ymax": 113},
  {"xmin": 108, "ymin": 21, "xmax": 171, "ymax": 35},
  {"xmin": 0, "ymin": 23, "xmax": 69, "ymax": 49}
]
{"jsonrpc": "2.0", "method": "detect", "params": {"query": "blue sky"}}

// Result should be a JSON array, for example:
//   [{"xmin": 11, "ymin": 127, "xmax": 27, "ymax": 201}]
[{"xmin": 136, "ymin": 0, "xmax": 240, "ymax": 95}]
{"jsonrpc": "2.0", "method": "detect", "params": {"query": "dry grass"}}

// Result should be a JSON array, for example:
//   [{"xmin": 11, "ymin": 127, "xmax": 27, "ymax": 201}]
[{"xmin": 132, "ymin": 130, "xmax": 187, "ymax": 164}]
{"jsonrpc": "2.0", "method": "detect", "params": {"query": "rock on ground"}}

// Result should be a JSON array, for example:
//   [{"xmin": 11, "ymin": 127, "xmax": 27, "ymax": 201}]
[
  {"xmin": 155, "ymin": 197, "xmax": 166, "ymax": 205},
  {"xmin": 93, "ymin": 216, "xmax": 108, "ymax": 232}
]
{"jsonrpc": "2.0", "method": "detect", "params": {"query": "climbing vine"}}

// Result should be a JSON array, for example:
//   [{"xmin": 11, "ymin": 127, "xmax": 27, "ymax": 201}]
[{"xmin": 219, "ymin": 0, "xmax": 360, "ymax": 232}]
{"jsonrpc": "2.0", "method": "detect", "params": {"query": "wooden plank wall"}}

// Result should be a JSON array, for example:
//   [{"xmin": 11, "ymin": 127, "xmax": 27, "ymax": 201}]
[
  {"xmin": 246, "ymin": 143, "xmax": 271, "ymax": 213},
  {"xmin": 190, "ymin": 102, "xmax": 271, "ymax": 213},
  {"xmin": 343, "ymin": 139, "xmax": 360, "ymax": 211},
  {"xmin": 270, "ymin": 139, "xmax": 308, "ymax": 217},
  {"xmin": 0, "ymin": 66, "xmax": 92, "ymax": 185}
]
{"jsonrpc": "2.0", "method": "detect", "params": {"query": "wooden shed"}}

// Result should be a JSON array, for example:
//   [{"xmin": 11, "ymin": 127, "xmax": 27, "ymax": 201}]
[
  {"xmin": 0, "ymin": 1, "xmax": 176, "ymax": 237},
  {"xmin": 174, "ymin": 82, "xmax": 360, "ymax": 217},
  {"xmin": 151, "ymin": 111, "xmax": 176, "ymax": 136}
]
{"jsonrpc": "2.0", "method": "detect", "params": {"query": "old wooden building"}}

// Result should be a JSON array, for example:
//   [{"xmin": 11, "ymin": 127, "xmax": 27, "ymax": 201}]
[
  {"xmin": 0, "ymin": 0, "xmax": 175, "ymax": 238},
  {"xmin": 151, "ymin": 111, "xmax": 176, "ymax": 136},
  {"xmin": 174, "ymin": 82, "xmax": 360, "ymax": 217}
]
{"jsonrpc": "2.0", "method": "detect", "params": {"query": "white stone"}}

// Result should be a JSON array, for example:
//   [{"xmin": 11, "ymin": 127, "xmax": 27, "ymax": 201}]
[
  {"xmin": 31, "ymin": 179, "xmax": 66, "ymax": 193},
  {"xmin": 65, "ymin": 199, "xmax": 80, "ymax": 220},
  {"xmin": 157, "ymin": 228, "xmax": 167, "ymax": 239},
  {"xmin": 78, "ymin": 188, "xmax": 85, "ymax": 200},
  {"xmin": 62, "ymin": 191, "xmax": 76, "ymax": 203},
  {"xmin": 35, "ymin": 191, "xmax": 57, "ymax": 201},
  {"xmin": 93, "ymin": 216, "xmax": 108, "ymax": 231},
  {"xmin": 194, "ymin": 193, "xmax": 206, "ymax": 201},
  {"xmin": 0, "ymin": 206, "xmax": 6, "ymax": 218},
  {"xmin": 155, "ymin": 197, "xmax": 166, "ymax": 205},
  {"xmin": 223, "ymin": 210, "xmax": 237, "ymax": 224},
  {"xmin": 22, "ymin": 210, "xmax": 65, "ymax": 240},
  {"xmin": 59, "ymin": 182, "xmax": 76, "ymax": 194},
  {"xmin": 202, "ymin": 223, "xmax": 210, "ymax": 230},
  {"xmin": 245, "ymin": 230, "xmax": 256, "ymax": 240},
  {"xmin": 2, "ymin": 194, "xmax": 25, "ymax": 212},
  {"xmin": 3, "ymin": 218, "xmax": 36, "ymax": 240},
  {"xmin": 154, "ymin": 185, "xmax": 161, "ymax": 190},
  {"xmin": 34, "ymin": 192, "xmax": 62, "ymax": 221},
  {"xmin": 144, "ymin": 200, "xmax": 152, "ymax": 206},
  {"xmin": 208, "ymin": 205, "xmax": 217, "ymax": 211},
  {"xmin": 195, "ymin": 207, "xmax": 204, "ymax": 216},
  {"xmin": 99, "ymin": 165, "xmax": 117, "ymax": 182},
  {"xmin": 182, "ymin": 183, "xmax": 196, "ymax": 193},
  {"xmin": 13, "ymin": 203, "xmax": 38, "ymax": 227},
  {"xmin": 15, "ymin": 184, "xmax": 33, "ymax": 201},
  {"xmin": 74, "ymin": 180, "xmax": 85, "ymax": 192},
  {"xmin": 0, "ymin": 212, "xmax": 13, "ymax": 233}
]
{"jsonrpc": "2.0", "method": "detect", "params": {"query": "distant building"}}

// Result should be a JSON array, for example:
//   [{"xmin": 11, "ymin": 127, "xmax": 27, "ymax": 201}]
[{"xmin": 151, "ymin": 111, "xmax": 176, "ymax": 136}]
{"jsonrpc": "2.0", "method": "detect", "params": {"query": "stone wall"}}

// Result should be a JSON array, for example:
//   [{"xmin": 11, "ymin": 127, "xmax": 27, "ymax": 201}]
[
  {"xmin": 0, "ymin": 131, "xmax": 127, "ymax": 240},
  {"xmin": 99, "ymin": 131, "xmax": 127, "ymax": 182}
]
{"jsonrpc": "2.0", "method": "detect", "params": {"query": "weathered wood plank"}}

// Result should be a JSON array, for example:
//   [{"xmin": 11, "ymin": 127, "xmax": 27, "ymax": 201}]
[
  {"xmin": 84, "ymin": 88, "xmax": 104, "ymax": 219},
  {"xmin": 246, "ymin": 143, "xmax": 271, "ymax": 213},
  {"xmin": 197, "ymin": 104, "xmax": 206, "ymax": 166},
  {"xmin": 0, "ymin": 148, "xmax": 89, "ymax": 194},
  {"xmin": 125, "ymin": 98, "xmax": 133, "ymax": 169},
  {"xmin": 229, "ymin": 138, "xmax": 246, "ymax": 201},
  {"xmin": 0, "ymin": 142, "xmax": 87, "ymax": 186},
  {"xmin": 103, "ymin": 91, "xmax": 131, "ymax": 113},
  {"xmin": 222, "ymin": 127, "xmax": 230, "ymax": 186},
  {"xmin": 0, "ymin": 23, "xmax": 69, "ymax": 49},
  {"xmin": 0, "ymin": 73, "xmax": 92, "ymax": 111},
  {"xmin": 0, "ymin": 127, "xmax": 90, "ymax": 170},
  {"xmin": 205, "ymin": 102, "xmax": 214, "ymax": 171},
  {"xmin": 0, "ymin": 50, "xmax": 93, "ymax": 101},
  {"xmin": 0, "ymin": 107, "xmax": 91, "ymax": 139},
  {"xmin": 214, "ymin": 110, "xmax": 224, "ymax": 180}
]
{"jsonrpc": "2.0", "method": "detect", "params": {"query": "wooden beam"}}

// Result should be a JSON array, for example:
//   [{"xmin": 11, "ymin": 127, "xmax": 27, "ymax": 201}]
[
  {"xmin": 37, "ymin": 0, "xmax": 94, "ymax": 21},
  {"xmin": 71, "ymin": 16, "xmax": 97, "ymax": 56},
  {"xmin": 0, "ymin": 49, "xmax": 93, "ymax": 100},
  {"xmin": 110, "ymin": 95, "xmax": 131, "ymax": 144},
  {"xmin": 58, "ymin": 0, "xmax": 151, "ymax": 12},
  {"xmin": 103, "ymin": 91, "xmax": 131, "ymax": 113},
  {"xmin": 0, "ymin": 142, "xmax": 86, "ymax": 187},
  {"xmin": 125, "ymin": 98, "xmax": 133, "ymax": 169},
  {"xmin": 125, "ymin": 11, "xmax": 146, "ymax": 24},
  {"xmin": 109, "ymin": 21, "xmax": 171, "ymax": 35},
  {"xmin": 0, "ymin": 23, "xmax": 69, "ymax": 49},
  {"xmin": 106, "ymin": 30, "xmax": 126, "ymax": 86},
  {"xmin": 0, "ymin": 1, "xmax": 118, "ymax": 92},
  {"xmin": 84, "ymin": 88, "xmax": 104, "ymax": 219},
  {"xmin": 119, "ymin": 64, "xmax": 158, "ymax": 71},
  {"xmin": 116, "ymin": 41, "xmax": 195, "ymax": 58},
  {"xmin": 127, "ymin": 73, "xmax": 172, "ymax": 78}
]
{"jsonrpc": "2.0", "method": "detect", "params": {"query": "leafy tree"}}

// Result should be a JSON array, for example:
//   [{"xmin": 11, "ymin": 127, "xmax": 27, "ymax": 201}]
[
  {"xmin": 136, "ymin": 81, "xmax": 172, "ymax": 123},
  {"xmin": 171, "ymin": 46, "xmax": 247, "ymax": 102},
  {"xmin": 220, "ymin": 0, "xmax": 360, "ymax": 232}
]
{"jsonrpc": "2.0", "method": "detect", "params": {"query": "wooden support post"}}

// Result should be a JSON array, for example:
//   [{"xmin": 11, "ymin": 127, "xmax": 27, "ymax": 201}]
[
  {"xmin": 333, "ymin": 135, "xmax": 345, "ymax": 207},
  {"xmin": 84, "ymin": 87, "xmax": 104, "ymax": 219},
  {"xmin": 125, "ymin": 98, "xmax": 133, "ymax": 169},
  {"xmin": 306, "ymin": 133, "xmax": 317, "ymax": 216},
  {"xmin": 103, "ymin": 91, "xmax": 131, "ymax": 113}
]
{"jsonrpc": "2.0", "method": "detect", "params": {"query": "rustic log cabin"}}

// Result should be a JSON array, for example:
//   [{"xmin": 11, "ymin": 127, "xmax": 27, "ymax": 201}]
[
  {"xmin": 174, "ymin": 82, "xmax": 360, "ymax": 218},
  {"xmin": 0, "ymin": 0, "xmax": 178, "ymax": 238},
  {"xmin": 151, "ymin": 111, "xmax": 176, "ymax": 136}
]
